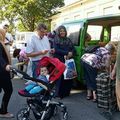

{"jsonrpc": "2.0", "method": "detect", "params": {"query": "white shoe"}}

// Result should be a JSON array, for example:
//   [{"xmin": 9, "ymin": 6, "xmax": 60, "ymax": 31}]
[{"xmin": 0, "ymin": 112, "xmax": 14, "ymax": 118}]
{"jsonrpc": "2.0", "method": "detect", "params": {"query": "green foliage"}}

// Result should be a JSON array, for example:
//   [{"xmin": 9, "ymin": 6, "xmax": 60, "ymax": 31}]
[{"xmin": 0, "ymin": 0, "xmax": 64, "ymax": 31}]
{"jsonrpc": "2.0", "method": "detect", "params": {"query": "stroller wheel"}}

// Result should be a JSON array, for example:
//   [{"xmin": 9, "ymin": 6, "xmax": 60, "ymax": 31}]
[
  {"xmin": 16, "ymin": 107, "xmax": 31, "ymax": 120},
  {"xmin": 44, "ymin": 105, "xmax": 68, "ymax": 120}
]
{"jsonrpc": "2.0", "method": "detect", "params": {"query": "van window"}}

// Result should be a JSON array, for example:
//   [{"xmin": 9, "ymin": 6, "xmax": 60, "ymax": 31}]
[
  {"xmin": 111, "ymin": 26, "xmax": 120, "ymax": 41},
  {"xmin": 64, "ymin": 22, "xmax": 83, "ymax": 45},
  {"xmin": 21, "ymin": 34, "xmax": 25, "ymax": 41},
  {"xmin": 87, "ymin": 25, "xmax": 102, "ymax": 40}
]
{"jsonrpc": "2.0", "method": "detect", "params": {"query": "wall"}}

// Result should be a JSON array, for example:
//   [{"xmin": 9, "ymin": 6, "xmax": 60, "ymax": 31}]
[{"xmin": 51, "ymin": 0, "xmax": 120, "ymax": 30}]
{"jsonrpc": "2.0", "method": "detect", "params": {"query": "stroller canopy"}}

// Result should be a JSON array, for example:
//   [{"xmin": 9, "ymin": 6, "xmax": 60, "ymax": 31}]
[{"xmin": 36, "ymin": 57, "xmax": 66, "ymax": 82}]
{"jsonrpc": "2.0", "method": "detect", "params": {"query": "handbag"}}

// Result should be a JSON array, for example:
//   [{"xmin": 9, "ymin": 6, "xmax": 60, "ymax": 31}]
[{"xmin": 64, "ymin": 58, "xmax": 77, "ymax": 80}]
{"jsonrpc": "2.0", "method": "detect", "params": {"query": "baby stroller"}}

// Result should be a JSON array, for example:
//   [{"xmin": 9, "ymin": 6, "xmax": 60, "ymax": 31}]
[{"xmin": 11, "ymin": 56, "xmax": 68, "ymax": 120}]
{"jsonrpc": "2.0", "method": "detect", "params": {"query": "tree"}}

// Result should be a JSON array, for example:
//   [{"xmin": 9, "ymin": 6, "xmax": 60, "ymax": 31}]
[{"xmin": 0, "ymin": 0, "xmax": 64, "ymax": 31}]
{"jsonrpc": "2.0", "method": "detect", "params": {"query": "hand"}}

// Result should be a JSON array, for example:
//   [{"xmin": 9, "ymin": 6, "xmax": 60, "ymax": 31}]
[
  {"xmin": 41, "ymin": 50, "xmax": 49, "ymax": 55},
  {"xmin": 110, "ymin": 70, "xmax": 116, "ymax": 80},
  {"xmin": 6, "ymin": 65, "xmax": 12, "ymax": 71},
  {"xmin": 50, "ymin": 49, "xmax": 55, "ymax": 54},
  {"xmin": 64, "ymin": 55, "xmax": 67, "ymax": 60}
]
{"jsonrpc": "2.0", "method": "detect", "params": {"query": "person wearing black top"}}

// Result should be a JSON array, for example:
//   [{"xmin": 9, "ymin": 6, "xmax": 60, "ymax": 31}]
[
  {"xmin": 53, "ymin": 25, "xmax": 76, "ymax": 98},
  {"xmin": 0, "ymin": 29, "xmax": 13, "ymax": 118}
]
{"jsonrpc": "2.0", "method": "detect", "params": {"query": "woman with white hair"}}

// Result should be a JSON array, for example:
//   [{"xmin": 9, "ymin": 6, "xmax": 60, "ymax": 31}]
[
  {"xmin": 0, "ymin": 29, "xmax": 13, "ymax": 118},
  {"xmin": 81, "ymin": 42, "xmax": 115, "ymax": 102}
]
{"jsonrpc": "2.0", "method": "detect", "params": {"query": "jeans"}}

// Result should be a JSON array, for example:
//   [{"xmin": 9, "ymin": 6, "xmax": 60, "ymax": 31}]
[
  {"xmin": 32, "ymin": 60, "xmax": 39, "ymax": 78},
  {"xmin": 81, "ymin": 60, "xmax": 98, "ymax": 90}
]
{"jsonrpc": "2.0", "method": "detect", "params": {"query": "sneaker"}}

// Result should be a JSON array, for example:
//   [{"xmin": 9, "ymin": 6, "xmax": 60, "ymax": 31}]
[{"xmin": 0, "ymin": 112, "xmax": 14, "ymax": 118}]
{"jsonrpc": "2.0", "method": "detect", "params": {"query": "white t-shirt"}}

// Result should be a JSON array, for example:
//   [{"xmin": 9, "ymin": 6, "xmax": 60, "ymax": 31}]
[
  {"xmin": 4, "ymin": 32, "xmax": 13, "ymax": 44},
  {"xmin": 26, "ymin": 33, "xmax": 51, "ymax": 61},
  {"xmin": 4, "ymin": 32, "xmax": 13, "ymax": 52}
]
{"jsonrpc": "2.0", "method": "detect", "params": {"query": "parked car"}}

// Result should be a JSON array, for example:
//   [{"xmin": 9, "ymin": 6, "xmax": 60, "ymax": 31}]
[{"xmin": 61, "ymin": 14, "xmax": 120, "ymax": 84}]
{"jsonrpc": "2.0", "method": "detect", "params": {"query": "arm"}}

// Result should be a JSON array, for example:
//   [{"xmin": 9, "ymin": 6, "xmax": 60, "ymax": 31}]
[
  {"xmin": 0, "ymin": 43, "xmax": 11, "ymax": 71},
  {"xmin": 110, "ymin": 62, "xmax": 116, "ymax": 80},
  {"xmin": 66, "ymin": 38, "xmax": 76, "ymax": 59},
  {"xmin": 54, "ymin": 45, "xmax": 68, "ymax": 56},
  {"xmin": 9, "ymin": 34, "xmax": 13, "ymax": 46},
  {"xmin": 53, "ymin": 37, "xmax": 75, "ymax": 56},
  {"xmin": 26, "ymin": 50, "xmax": 49, "ymax": 58},
  {"xmin": 8, "ymin": 33, "xmax": 14, "ymax": 46},
  {"xmin": 53, "ymin": 41, "xmax": 68, "ymax": 56},
  {"xmin": 68, "ymin": 39, "xmax": 76, "ymax": 56},
  {"xmin": 104, "ymin": 55, "xmax": 111, "ymax": 72}
]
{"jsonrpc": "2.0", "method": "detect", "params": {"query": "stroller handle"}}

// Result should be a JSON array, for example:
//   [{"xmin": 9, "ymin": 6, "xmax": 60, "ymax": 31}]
[{"xmin": 10, "ymin": 67, "xmax": 50, "ymax": 91}]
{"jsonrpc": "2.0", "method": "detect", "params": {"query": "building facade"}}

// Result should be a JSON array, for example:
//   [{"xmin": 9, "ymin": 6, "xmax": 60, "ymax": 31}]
[{"xmin": 51, "ymin": 0, "xmax": 120, "ymax": 30}]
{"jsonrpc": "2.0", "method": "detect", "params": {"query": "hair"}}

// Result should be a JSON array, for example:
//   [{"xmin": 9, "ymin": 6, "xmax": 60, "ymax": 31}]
[
  {"xmin": 13, "ymin": 49, "xmax": 21, "ymax": 58},
  {"xmin": 57, "ymin": 25, "xmax": 67, "ymax": 37},
  {"xmin": 40, "ymin": 66, "xmax": 49, "ymax": 73},
  {"xmin": 0, "ymin": 29, "xmax": 11, "ymax": 64},
  {"xmin": 0, "ymin": 29, "xmax": 6, "ymax": 42},
  {"xmin": 36, "ymin": 23, "xmax": 47, "ymax": 30},
  {"xmin": 85, "ymin": 33, "xmax": 91, "ymax": 42},
  {"xmin": 40, "ymin": 66, "xmax": 48, "ymax": 70},
  {"xmin": 3, "ymin": 24, "xmax": 9, "ymax": 28},
  {"xmin": 105, "ymin": 42, "xmax": 116, "ymax": 53}
]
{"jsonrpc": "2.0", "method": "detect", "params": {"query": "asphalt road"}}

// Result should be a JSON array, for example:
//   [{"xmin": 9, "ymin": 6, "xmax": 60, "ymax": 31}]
[
  {"xmin": 0, "ymin": 57, "xmax": 120, "ymax": 120},
  {"xmin": 0, "ymin": 77, "xmax": 120, "ymax": 120}
]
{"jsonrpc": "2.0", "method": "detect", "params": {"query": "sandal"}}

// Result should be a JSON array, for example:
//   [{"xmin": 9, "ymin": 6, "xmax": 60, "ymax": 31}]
[
  {"xmin": 86, "ymin": 96, "xmax": 92, "ymax": 100},
  {"xmin": 92, "ymin": 98, "xmax": 97, "ymax": 102},
  {"xmin": 92, "ymin": 91, "xmax": 97, "ymax": 102}
]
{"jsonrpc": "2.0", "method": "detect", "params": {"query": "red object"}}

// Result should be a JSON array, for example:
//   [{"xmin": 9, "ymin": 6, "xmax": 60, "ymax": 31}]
[{"xmin": 36, "ymin": 57, "xmax": 66, "ymax": 82}]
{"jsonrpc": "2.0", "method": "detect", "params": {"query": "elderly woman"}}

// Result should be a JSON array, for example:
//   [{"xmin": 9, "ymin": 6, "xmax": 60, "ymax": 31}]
[
  {"xmin": 53, "ymin": 25, "xmax": 75, "ymax": 98},
  {"xmin": 81, "ymin": 42, "xmax": 115, "ymax": 102},
  {"xmin": 0, "ymin": 29, "xmax": 13, "ymax": 118}
]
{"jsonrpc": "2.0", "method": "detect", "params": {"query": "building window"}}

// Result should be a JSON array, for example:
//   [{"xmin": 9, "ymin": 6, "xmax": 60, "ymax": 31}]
[
  {"xmin": 87, "ymin": 11, "xmax": 95, "ymax": 18},
  {"xmin": 103, "ymin": 6, "xmax": 113, "ymax": 15},
  {"xmin": 87, "ymin": 25, "xmax": 103, "ymax": 40},
  {"xmin": 74, "ymin": 15, "xmax": 80, "ymax": 20},
  {"xmin": 64, "ymin": 22, "xmax": 84, "ymax": 45},
  {"xmin": 111, "ymin": 26, "xmax": 120, "ymax": 41}
]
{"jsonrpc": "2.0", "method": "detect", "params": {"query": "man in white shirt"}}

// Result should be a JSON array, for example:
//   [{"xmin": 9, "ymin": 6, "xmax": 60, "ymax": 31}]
[
  {"xmin": 26, "ymin": 23, "xmax": 51, "ymax": 78},
  {"xmin": 3, "ymin": 24, "xmax": 14, "ymax": 52}
]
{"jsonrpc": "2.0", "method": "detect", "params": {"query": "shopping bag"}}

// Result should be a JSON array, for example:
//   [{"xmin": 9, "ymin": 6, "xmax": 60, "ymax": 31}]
[{"xmin": 64, "ymin": 58, "xmax": 77, "ymax": 80}]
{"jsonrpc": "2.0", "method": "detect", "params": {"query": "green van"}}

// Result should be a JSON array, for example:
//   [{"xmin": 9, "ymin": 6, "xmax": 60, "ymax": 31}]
[{"xmin": 62, "ymin": 14, "xmax": 120, "ymax": 84}]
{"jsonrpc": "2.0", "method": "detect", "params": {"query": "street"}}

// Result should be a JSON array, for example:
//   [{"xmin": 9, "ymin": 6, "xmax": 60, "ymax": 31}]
[
  {"xmin": 0, "ymin": 76, "xmax": 120, "ymax": 120},
  {"xmin": 0, "ymin": 57, "xmax": 120, "ymax": 120}
]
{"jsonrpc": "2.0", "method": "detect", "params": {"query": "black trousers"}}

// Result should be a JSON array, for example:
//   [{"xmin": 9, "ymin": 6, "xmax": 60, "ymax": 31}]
[
  {"xmin": 58, "ymin": 75, "xmax": 73, "ymax": 98},
  {"xmin": 0, "ymin": 71, "xmax": 13, "ymax": 114}
]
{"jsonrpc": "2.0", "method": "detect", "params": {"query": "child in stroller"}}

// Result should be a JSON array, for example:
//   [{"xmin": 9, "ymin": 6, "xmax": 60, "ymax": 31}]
[
  {"xmin": 11, "ymin": 57, "xmax": 68, "ymax": 120},
  {"xmin": 23, "ymin": 66, "xmax": 50, "ymax": 95},
  {"xmin": 18, "ymin": 56, "xmax": 66, "ymax": 97}
]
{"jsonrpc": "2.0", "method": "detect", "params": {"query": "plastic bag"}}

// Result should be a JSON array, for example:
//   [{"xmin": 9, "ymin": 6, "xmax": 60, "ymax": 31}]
[{"xmin": 64, "ymin": 58, "xmax": 77, "ymax": 80}]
